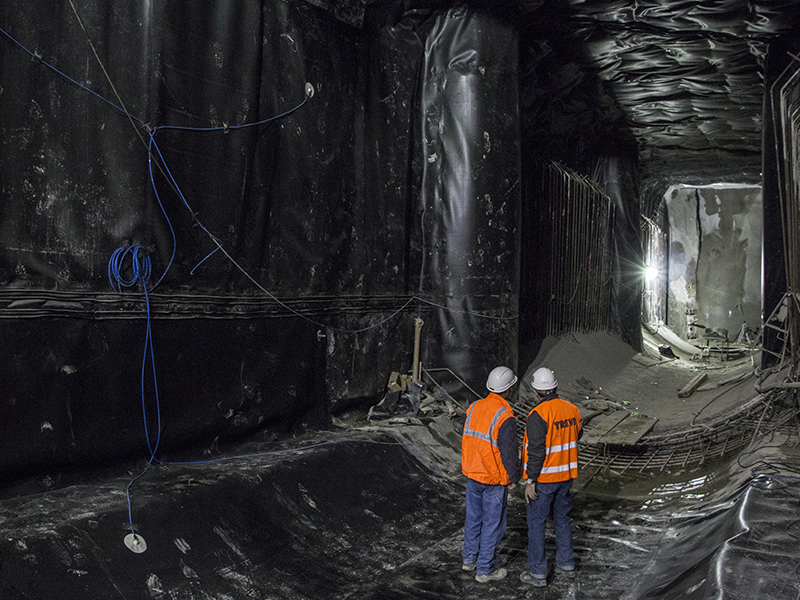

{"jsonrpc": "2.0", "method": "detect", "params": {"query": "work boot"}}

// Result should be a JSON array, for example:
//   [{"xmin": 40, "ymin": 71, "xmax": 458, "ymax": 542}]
[
  {"xmin": 520, "ymin": 571, "xmax": 547, "ymax": 587},
  {"xmin": 554, "ymin": 565, "xmax": 576, "ymax": 579},
  {"xmin": 475, "ymin": 568, "xmax": 507, "ymax": 583},
  {"xmin": 462, "ymin": 562, "xmax": 476, "ymax": 572}
]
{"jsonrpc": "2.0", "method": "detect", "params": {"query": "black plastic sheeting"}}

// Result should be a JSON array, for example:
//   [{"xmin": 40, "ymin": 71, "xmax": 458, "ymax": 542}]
[
  {"xmin": 2, "ymin": 318, "xmax": 328, "ymax": 481},
  {"xmin": 1, "ymin": 423, "xmax": 799, "ymax": 599},
  {"xmin": 761, "ymin": 33, "xmax": 800, "ymax": 365},
  {"xmin": 622, "ymin": 474, "xmax": 800, "ymax": 600},
  {"xmin": 415, "ymin": 8, "xmax": 521, "ymax": 392},
  {"xmin": 0, "ymin": 431, "xmax": 466, "ymax": 599},
  {"xmin": 592, "ymin": 156, "xmax": 643, "ymax": 351},
  {"xmin": 514, "ymin": 0, "xmax": 800, "ymax": 354},
  {"xmin": 4, "ymin": 0, "xmax": 800, "ymax": 479},
  {"xmin": 517, "ymin": 0, "xmax": 800, "ymax": 185},
  {"xmin": 0, "ymin": 3, "xmax": 521, "ymax": 478}
]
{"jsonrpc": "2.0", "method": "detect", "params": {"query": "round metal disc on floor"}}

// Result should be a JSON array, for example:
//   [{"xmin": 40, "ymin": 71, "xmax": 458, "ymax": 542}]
[{"xmin": 124, "ymin": 533, "xmax": 147, "ymax": 553}]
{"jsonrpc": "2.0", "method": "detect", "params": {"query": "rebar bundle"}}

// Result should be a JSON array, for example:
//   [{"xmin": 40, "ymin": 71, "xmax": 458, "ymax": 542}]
[
  {"xmin": 576, "ymin": 389, "xmax": 800, "ymax": 475},
  {"xmin": 768, "ymin": 58, "xmax": 800, "ymax": 374},
  {"xmin": 528, "ymin": 160, "xmax": 616, "ymax": 337}
]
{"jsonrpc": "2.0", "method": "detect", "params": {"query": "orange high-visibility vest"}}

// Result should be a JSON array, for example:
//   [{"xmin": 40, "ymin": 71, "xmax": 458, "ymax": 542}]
[
  {"xmin": 521, "ymin": 397, "xmax": 581, "ymax": 483},
  {"xmin": 461, "ymin": 393, "xmax": 515, "ymax": 485}
]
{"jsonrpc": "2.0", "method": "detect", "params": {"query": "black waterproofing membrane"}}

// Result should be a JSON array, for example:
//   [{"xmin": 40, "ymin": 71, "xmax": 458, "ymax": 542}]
[
  {"xmin": 0, "ymin": 3, "xmax": 525, "ymax": 478},
  {"xmin": 1, "ymin": 0, "xmax": 799, "ymax": 496},
  {"xmin": 1, "ymin": 422, "xmax": 799, "ymax": 599},
  {"xmin": 3, "ymin": 3, "xmax": 800, "ymax": 598}
]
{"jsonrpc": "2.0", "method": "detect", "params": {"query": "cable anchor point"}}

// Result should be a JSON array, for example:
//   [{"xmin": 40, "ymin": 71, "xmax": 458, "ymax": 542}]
[{"xmin": 124, "ymin": 532, "xmax": 147, "ymax": 554}]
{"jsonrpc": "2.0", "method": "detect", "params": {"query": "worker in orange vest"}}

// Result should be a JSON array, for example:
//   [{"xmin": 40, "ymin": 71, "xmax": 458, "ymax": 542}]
[
  {"xmin": 460, "ymin": 366, "xmax": 520, "ymax": 583},
  {"xmin": 519, "ymin": 367, "xmax": 582, "ymax": 588}
]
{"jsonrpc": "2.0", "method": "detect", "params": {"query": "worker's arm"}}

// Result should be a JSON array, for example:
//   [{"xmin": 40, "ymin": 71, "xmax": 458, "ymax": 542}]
[
  {"xmin": 524, "ymin": 412, "xmax": 547, "ymax": 503},
  {"xmin": 497, "ymin": 417, "xmax": 520, "ymax": 485},
  {"xmin": 524, "ymin": 411, "xmax": 548, "ymax": 482}
]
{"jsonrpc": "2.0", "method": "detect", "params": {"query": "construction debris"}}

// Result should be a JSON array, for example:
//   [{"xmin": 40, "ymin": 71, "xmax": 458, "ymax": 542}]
[
  {"xmin": 368, "ymin": 375, "xmax": 463, "ymax": 423},
  {"xmin": 678, "ymin": 372, "xmax": 707, "ymax": 398}
]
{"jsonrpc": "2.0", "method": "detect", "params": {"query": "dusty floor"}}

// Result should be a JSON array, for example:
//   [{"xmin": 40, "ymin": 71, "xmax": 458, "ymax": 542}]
[
  {"xmin": 6, "ymin": 416, "xmax": 798, "ymax": 600},
  {"xmin": 518, "ymin": 329, "xmax": 764, "ymax": 433}
]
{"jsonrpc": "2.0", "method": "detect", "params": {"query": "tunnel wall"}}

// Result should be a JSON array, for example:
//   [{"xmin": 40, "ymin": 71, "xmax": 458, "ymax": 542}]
[
  {"xmin": 665, "ymin": 185, "xmax": 763, "ymax": 343},
  {"xmin": 0, "ymin": 2, "xmax": 521, "ymax": 479},
  {"xmin": 518, "ymin": 24, "xmax": 643, "ymax": 354},
  {"xmin": 762, "ymin": 29, "xmax": 800, "ymax": 367},
  {"xmin": 413, "ymin": 8, "xmax": 521, "ymax": 394}
]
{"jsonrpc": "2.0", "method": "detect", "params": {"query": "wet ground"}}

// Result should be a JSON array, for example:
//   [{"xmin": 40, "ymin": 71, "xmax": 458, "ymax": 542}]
[{"xmin": 2, "ymin": 330, "xmax": 799, "ymax": 599}]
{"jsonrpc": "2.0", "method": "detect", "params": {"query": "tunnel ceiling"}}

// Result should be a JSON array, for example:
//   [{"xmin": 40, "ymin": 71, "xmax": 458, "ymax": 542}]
[
  {"xmin": 514, "ymin": 0, "xmax": 800, "ymax": 184},
  {"xmin": 347, "ymin": 0, "xmax": 800, "ymax": 184}
]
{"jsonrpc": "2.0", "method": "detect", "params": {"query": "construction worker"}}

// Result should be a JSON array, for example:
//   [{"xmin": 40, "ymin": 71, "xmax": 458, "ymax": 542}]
[
  {"xmin": 460, "ymin": 365, "xmax": 520, "ymax": 583},
  {"xmin": 519, "ymin": 367, "xmax": 582, "ymax": 587}
]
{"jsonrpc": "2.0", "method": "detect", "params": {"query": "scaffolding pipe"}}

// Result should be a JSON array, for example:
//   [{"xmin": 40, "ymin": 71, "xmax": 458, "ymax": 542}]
[{"xmin": 412, "ymin": 317, "xmax": 424, "ymax": 382}]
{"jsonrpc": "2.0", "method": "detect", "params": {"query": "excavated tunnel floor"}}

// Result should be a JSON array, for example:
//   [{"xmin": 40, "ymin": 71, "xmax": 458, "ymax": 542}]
[{"xmin": 2, "ymin": 331, "xmax": 800, "ymax": 599}]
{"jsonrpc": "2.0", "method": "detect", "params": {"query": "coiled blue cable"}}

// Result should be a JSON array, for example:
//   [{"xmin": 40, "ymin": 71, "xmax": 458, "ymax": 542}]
[
  {"xmin": 108, "ymin": 245, "xmax": 162, "ymax": 462},
  {"xmin": 107, "ymin": 245, "xmax": 151, "ymax": 293}
]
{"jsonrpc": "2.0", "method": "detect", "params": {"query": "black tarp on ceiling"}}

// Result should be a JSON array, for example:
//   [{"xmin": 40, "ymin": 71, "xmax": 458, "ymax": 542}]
[{"xmin": 515, "ymin": 0, "xmax": 800, "ymax": 186}]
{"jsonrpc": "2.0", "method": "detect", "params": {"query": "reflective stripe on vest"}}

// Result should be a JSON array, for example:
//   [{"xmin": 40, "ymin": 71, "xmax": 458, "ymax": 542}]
[
  {"xmin": 462, "ymin": 394, "xmax": 514, "ymax": 485},
  {"xmin": 546, "ymin": 441, "xmax": 578, "ymax": 455},
  {"xmin": 463, "ymin": 406, "xmax": 508, "ymax": 448},
  {"xmin": 540, "ymin": 461, "xmax": 578, "ymax": 475}
]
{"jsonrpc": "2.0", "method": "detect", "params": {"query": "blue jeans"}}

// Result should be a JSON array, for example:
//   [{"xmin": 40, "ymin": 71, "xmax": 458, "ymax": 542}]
[
  {"xmin": 462, "ymin": 478, "xmax": 508, "ymax": 575},
  {"xmin": 525, "ymin": 479, "xmax": 575, "ymax": 577}
]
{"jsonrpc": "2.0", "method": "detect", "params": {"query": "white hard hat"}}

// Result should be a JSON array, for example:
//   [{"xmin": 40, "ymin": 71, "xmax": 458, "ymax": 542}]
[
  {"xmin": 486, "ymin": 366, "xmax": 517, "ymax": 393},
  {"xmin": 531, "ymin": 367, "xmax": 558, "ymax": 391}
]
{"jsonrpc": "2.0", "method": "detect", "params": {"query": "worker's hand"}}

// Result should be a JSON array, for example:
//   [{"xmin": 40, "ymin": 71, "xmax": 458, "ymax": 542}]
[
  {"xmin": 525, "ymin": 482, "xmax": 537, "ymax": 504},
  {"xmin": 507, "ymin": 483, "xmax": 517, "ymax": 490}
]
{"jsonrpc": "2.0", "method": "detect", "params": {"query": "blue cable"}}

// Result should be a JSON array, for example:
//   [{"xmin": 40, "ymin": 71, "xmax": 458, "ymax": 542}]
[
  {"xmin": 107, "ymin": 246, "xmax": 151, "ymax": 293},
  {"xmin": 146, "ymin": 134, "xmax": 178, "ymax": 290},
  {"xmin": 1, "ymin": 24, "xmax": 310, "ymax": 287},
  {"xmin": 190, "ymin": 247, "xmax": 221, "ymax": 275},
  {"xmin": 147, "ymin": 133, "xmax": 216, "ymax": 240},
  {"xmin": 107, "ymin": 245, "xmax": 162, "ymax": 462},
  {"xmin": 155, "ymin": 96, "xmax": 308, "ymax": 133},
  {"xmin": 1, "ymin": 22, "xmax": 320, "ymax": 538},
  {"xmin": 108, "ymin": 244, "xmax": 163, "ymax": 535},
  {"xmin": 140, "ymin": 282, "xmax": 162, "ymax": 461},
  {"xmin": 125, "ymin": 464, "xmax": 152, "ymax": 536}
]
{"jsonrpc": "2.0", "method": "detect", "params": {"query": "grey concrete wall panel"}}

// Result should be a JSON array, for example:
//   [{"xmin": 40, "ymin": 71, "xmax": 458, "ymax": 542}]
[{"xmin": 666, "ymin": 185, "xmax": 762, "ymax": 342}]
